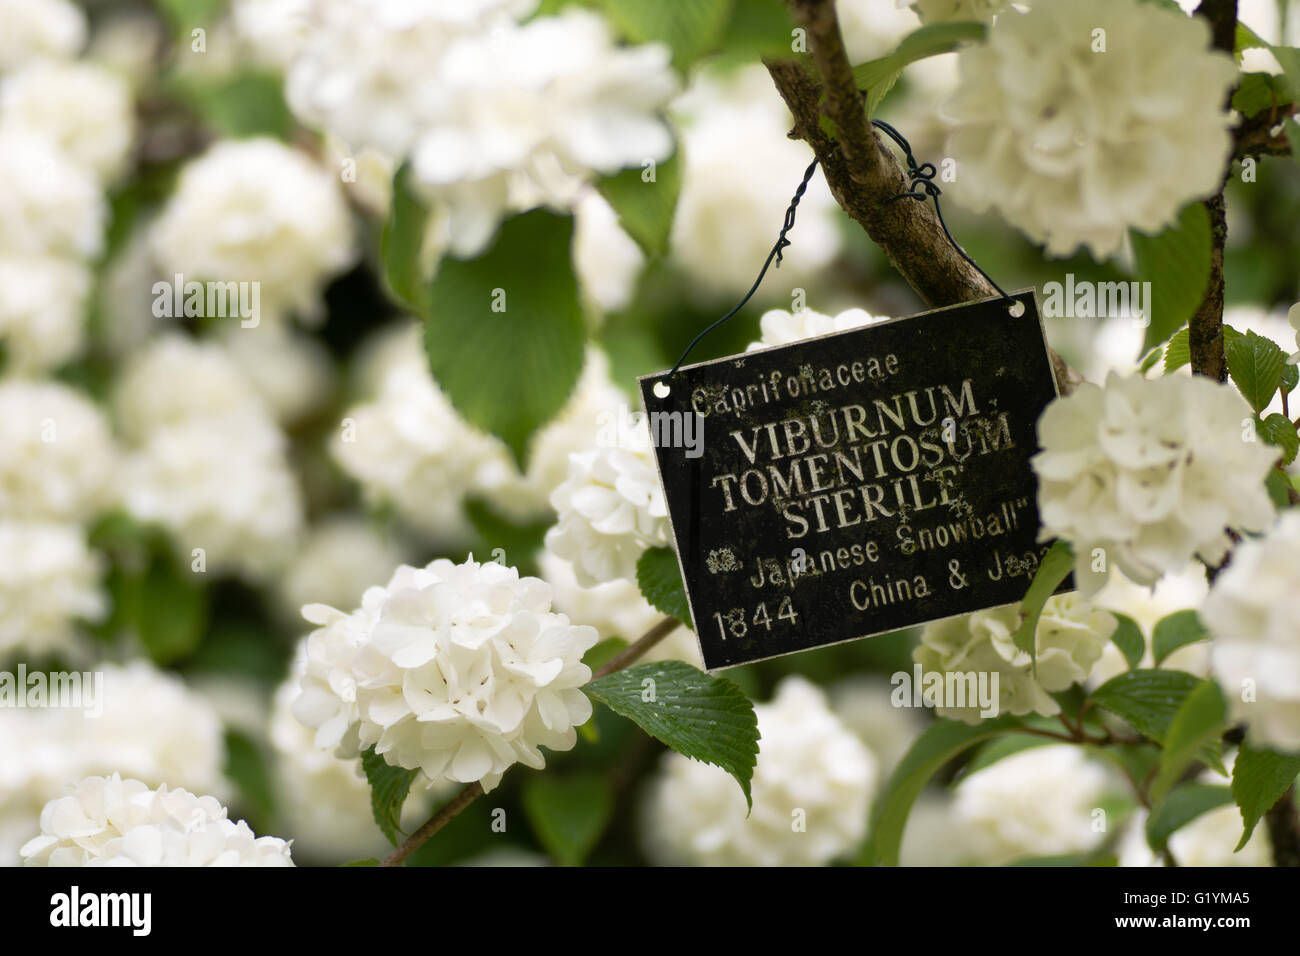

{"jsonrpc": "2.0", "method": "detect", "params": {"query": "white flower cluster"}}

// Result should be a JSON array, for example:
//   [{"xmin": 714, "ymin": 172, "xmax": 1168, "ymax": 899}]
[
  {"xmin": 1032, "ymin": 373, "xmax": 1277, "ymax": 594},
  {"xmin": 149, "ymin": 138, "xmax": 355, "ymax": 327},
  {"xmin": 21, "ymin": 775, "xmax": 293, "ymax": 867},
  {"xmin": 746, "ymin": 306, "xmax": 882, "ymax": 351},
  {"xmin": 545, "ymin": 418, "xmax": 670, "ymax": 587},
  {"xmin": 283, "ymin": 1, "xmax": 675, "ymax": 257},
  {"xmin": 671, "ymin": 66, "xmax": 842, "ymax": 297},
  {"xmin": 1202, "ymin": 510, "xmax": 1300, "ymax": 753},
  {"xmin": 335, "ymin": 323, "xmax": 627, "ymax": 539},
  {"xmin": 269, "ymin": 668, "xmax": 435, "ymax": 862},
  {"xmin": 0, "ymin": 662, "xmax": 227, "ymax": 865},
  {"xmin": 0, "ymin": 381, "xmax": 117, "ymax": 657},
  {"xmin": 641, "ymin": 677, "xmax": 876, "ymax": 866},
  {"xmin": 914, "ymin": 593, "xmax": 1118, "ymax": 724},
  {"xmin": 292, "ymin": 557, "xmax": 598, "ymax": 793},
  {"xmin": 942, "ymin": 0, "xmax": 1237, "ymax": 258},
  {"xmin": 116, "ymin": 335, "xmax": 304, "ymax": 582},
  {"xmin": 0, "ymin": 0, "xmax": 127, "ymax": 374},
  {"xmin": 953, "ymin": 744, "xmax": 1116, "ymax": 864}
]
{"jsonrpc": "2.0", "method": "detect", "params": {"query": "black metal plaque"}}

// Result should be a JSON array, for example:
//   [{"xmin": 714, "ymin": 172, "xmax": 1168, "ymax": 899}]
[{"xmin": 638, "ymin": 290, "xmax": 1063, "ymax": 670}]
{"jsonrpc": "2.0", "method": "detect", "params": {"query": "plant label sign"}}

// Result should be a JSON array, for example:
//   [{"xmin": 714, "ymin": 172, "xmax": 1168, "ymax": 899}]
[{"xmin": 638, "ymin": 290, "xmax": 1064, "ymax": 670}]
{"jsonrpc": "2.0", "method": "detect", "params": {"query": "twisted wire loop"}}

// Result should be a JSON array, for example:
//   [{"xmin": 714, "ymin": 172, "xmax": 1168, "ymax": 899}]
[{"xmin": 663, "ymin": 121, "xmax": 1013, "ymax": 384}]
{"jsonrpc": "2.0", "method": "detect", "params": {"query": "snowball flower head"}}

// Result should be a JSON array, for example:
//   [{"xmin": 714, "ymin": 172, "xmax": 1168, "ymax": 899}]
[
  {"xmin": 746, "ymin": 306, "xmax": 882, "ymax": 351},
  {"xmin": 671, "ymin": 65, "xmax": 841, "ymax": 296},
  {"xmin": 0, "ymin": 0, "xmax": 85, "ymax": 71},
  {"xmin": 0, "ymin": 255, "xmax": 91, "ymax": 374},
  {"xmin": 121, "ymin": 414, "xmax": 303, "ymax": 581},
  {"xmin": 641, "ymin": 677, "xmax": 876, "ymax": 866},
  {"xmin": 0, "ymin": 127, "xmax": 104, "ymax": 259},
  {"xmin": 21, "ymin": 775, "xmax": 293, "ymax": 867},
  {"xmin": 0, "ymin": 60, "xmax": 135, "ymax": 181},
  {"xmin": 545, "ymin": 417, "xmax": 670, "ymax": 587},
  {"xmin": 1032, "ymin": 373, "xmax": 1277, "ymax": 594},
  {"xmin": 942, "ymin": 0, "xmax": 1237, "ymax": 258},
  {"xmin": 149, "ymin": 138, "xmax": 355, "ymax": 325},
  {"xmin": 408, "ymin": 9, "xmax": 677, "ymax": 255},
  {"xmin": 0, "ymin": 380, "xmax": 118, "ymax": 522},
  {"xmin": 914, "ymin": 593, "xmax": 1117, "ymax": 724},
  {"xmin": 0, "ymin": 520, "xmax": 105, "ymax": 658},
  {"xmin": 292, "ymin": 557, "xmax": 598, "ymax": 793},
  {"xmin": 1202, "ymin": 510, "xmax": 1300, "ymax": 752},
  {"xmin": 953, "ymin": 744, "xmax": 1115, "ymax": 864}
]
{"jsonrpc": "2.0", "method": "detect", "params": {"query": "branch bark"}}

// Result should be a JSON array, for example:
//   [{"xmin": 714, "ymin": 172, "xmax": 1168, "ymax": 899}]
[
  {"xmin": 1187, "ymin": 0, "xmax": 1239, "ymax": 382},
  {"xmin": 1265, "ymin": 785, "xmax": 1300, "ymax": 867},
  {"xmin": 767, "ymin": 2, "xmax": 1079, "ymax": 393}
]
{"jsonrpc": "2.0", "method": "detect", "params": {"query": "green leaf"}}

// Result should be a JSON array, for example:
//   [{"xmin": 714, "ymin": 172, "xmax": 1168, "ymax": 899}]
[
  {"xmin": 1145, "ymin": 783, "xmax": 1233, "ymax": 850},
  {"xmin": 1283, "ymin": 363, "xmax": 1299, "ymax": 393},
  {"xmin": 1232, "ymin": 72, "xmax": 1291, "ymax": 118},
  {"xmin": 1151, "ymin": 610, "xmax": 1210, "ymax": 666},
  {"xmin": 714, "ymin": 0, "xmax": 796, "ymax": 61},
  {"xmin": 1089, "ymin": 669, "xmax": 1203, "ymax": 743},
  {"xmin": 1236, "ymin": 21, "xmax": 1271, "ymax": 53},
  {"xmin": 861, "ymin": 715, "xmax": 1025, "ymax": 866},
  {"xmin": 851, "ymin": 21, "xmax": 986, "ymax": 119},
  {"xmin": 1137, "ymin": 344, "xmax": 1164, "ymax": 375},
  {"xmin": 521, "ymin": 772, "xmax": 614, "ymax": 866},
  {"xmin": 223, "ymin": 729, "xmax": 275, "ymax": 830},
  {"xmin": 635, "ymin": 546, "xmax": 691, "ymax": 627},
  {"xmin": 1226, "ymin": 329, "xmax": 1287, "ymax": 412},
  {"xmin": 599, "ymin": 0, "xmax": 734, "ymax": 71},
  {"xmin": 380, "ymin": 163, "xmax": 432, "ymax": 314},
  {"xmin": 171, "ymin": 72, "xmax": 293, "ymax": 139},
  {"xmin": 582, "ymin": 637, "xmax": 628, "ymax": 673},
  {"xmin": 361, "ymin": 748, "xmax": 418, "ymax": 847},
  {"xmin": 585, "ymin": 661, "xmax": 758, "ymax": 807},
  {"xmin": 1110, "ymin": 612, "xmax": 1146, "ymax": 670},
  {"xmin": 1257, "ymin": 413, "xmax": 1299, "ymax": 465},
  {"xmin": 1267, "ymin": 466, "xmax": 1295, "ymax": 508},
  {"xmin": 1231, "ymin": 742, "xmax": 1300, "ymax": 851},
  {"xmin": 1011, "ymin": 540, "xmax": 1073, "ymax": 661},
  {"xmin": 155, "ymin": 0, "xmax": 228, "ymax": 33},
  {"xmin": 1151, "ymin": 680, "xmax": 1228, "ymax": 804},
  {"xmin": 1163, "ymin": 327, "xmax": 1191, "ymax": 374},
  {"xmin": 596, "ymin": 150, "xmax": 681, "ymax": 258},
  {"xmin": 136, "ymin": 551, "xmax": 208, "ymax": 665},
  {"xmin": 1271, "ymin": 44, "xmax": 1300, "ymax": 102},
  {"xmin": 424, "ymin": 209, "xmax": 586, "ymax": 469},
  {"xmin": 1131, "ymin": 203, "xmax": 1213, "ymax": 352}
]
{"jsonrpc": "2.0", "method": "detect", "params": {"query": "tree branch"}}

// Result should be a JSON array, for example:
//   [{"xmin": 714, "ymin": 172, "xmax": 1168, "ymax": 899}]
[
  {"xmin": 1188, "ymin": 0, "xmax": 1239, "ymax": 383},
  {"xmin": 1265, "ymin": 785, "xmax": 1300, "ymax": 867},
  {"xmin": 767, "ymin": 1, "xmax": 1080, "ymax": 394},
  {"xmin": 376, "ymin": 614, "xmax": 682, "ymax": 866}
]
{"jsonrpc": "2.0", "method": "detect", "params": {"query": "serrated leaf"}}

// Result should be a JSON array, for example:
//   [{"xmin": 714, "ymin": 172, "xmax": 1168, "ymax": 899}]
[
  {"xmin": 1231, "ymin": 741, "xmax": 1300, "ymax": 851},
  {"xmin": 381, "ymin": 163, "xmax": 431, "ymax": 314},
  {"xmin": 1089, "ymin": 669, "xmax": 1203, "ymax": 743},
  {"xmin": 1138, "ymin": 344, "xmax": 1164, "ymax": 375},
  {"xmin": 1145, "ymin": 783, "xmax": 1233, "ymax": 850},
  {"xmin": 1232, "ymin": 72, "xmax": 1291, "ymax": 119},
  {"xmin": 1226, "ymin": 329, "xmax": 1286, "ymax": 412},
  {"xmin": 595, "ymin": 150, "xmax": 681, "ymax": 258},
  {"xmin": 584, "ymin": 661, "xmax": 758, "ymax": 807},
  {"xmin": 1110, "ymin": 612, "xmax": 1146, "ymax": 670},
  {"xmin": 636, "ymin": 545, "xmax": 692, "ymax": 628},
  {"xmin": 1236, "ymin": 21, "xmax": 1271, "ymax": 53},
  {"xmin": 1257, "ymin": 413, "xmax": 1299, "ymax": 464},
  {"xmin": 1151, "ymin": 680, "xmax": 1228, "ymax": 804},
  {"xmin": 861, "ymin": 715, "xmax": 1024, "ymax": 866},
  {"xmin": 361, "ymin": 747, "xmax": 418, "ymax": 846},
  {"xmin": 1131, "ymin": 203, "xmax": 1213, "ymax": 352},
  {"xmin": 1152, "ymin": 609, "xmax": 1210, "ymax": 666},
  {"xmin": 424, "ymin": 209, "xmax": 586, "ymax": 469},
  {"xmin": 599, "ymin": 0, "xmax": 734, "ymax": 70},
  {"xmin": 1011, "ymin": 540, "xmax": 1073, "ymax": 661},
  {"xmin": 1163, "ymin": 327, "xmax": 1190, "ymax": 374},
  {"xmin": 521, "ymin": 772, "xmax": 614, "ymax": 866}
]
